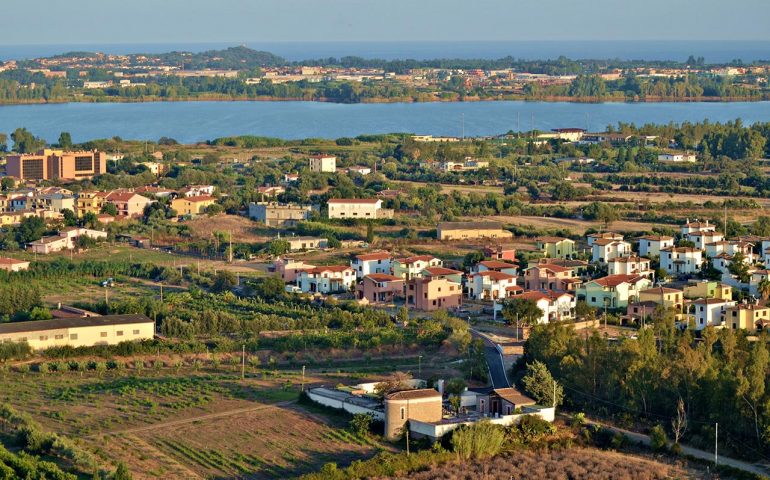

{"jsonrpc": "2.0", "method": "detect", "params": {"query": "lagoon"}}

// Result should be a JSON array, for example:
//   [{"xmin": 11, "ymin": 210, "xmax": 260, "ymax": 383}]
[{"xmin": 0, "ymin": 100, "xmax": 768, "ymax": 143}]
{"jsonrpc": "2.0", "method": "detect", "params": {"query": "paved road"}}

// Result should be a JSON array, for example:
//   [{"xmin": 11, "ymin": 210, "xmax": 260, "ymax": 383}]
[
  {"xmin": 470, "ymin": 328, "xmax": 510, "ymax": 389},
  {"xmin": 587, "ymin": 419, "xmax": 770, "ymax": 479}
]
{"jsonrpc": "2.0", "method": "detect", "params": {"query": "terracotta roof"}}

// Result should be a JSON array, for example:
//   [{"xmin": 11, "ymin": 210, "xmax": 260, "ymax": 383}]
[
  {"xmin": 536, "ymin": 236, "xmax": 572, "ymax": 244},
  {"xmin": 591, "ymin": 274, "xmax": 646, "ymax": 287},
  {"xmin": 662, "ymin": 247, "xmax": 701, "ymax": 253},
  {"xmin": 478, "ymin": 260, "xmax": 517, "ymax": 269},
  {"xmin": 638, "ymin": 235, "xmax": 674, "ymax": 241},
  {"xmin": 610, "ymin": 256, "xmax": 648, "ymax": 263},
  {"xmin": 473, "ymin": 271, "xmax": 516, "ymax": 281},
  {"xmin": 506, "ymin": 285, "xmax": 524, "ymax": 292},
  {"xmin": 365, "ymin": 273, "xmax": 402, "ymax": 282},
  {"xmin": 385, "ymin": 389, "xmax": 441, "ymax": 401},
  {"xmin": 0, "ymin": 257, "xmax": 28, "ymax": 265},
  {"xmin": 355, "ymin": 251, "xmax": 392, "ymax": 261},
  {"xmin": 423, "ymin": 266, "xmax": 463, "ymax": 276},
  {"xmin": 181, "ymin": 195, "xmax": 216, "ymax": 202},
  {"xmin": 588, "ymin": 232, "xmax": 621, "ymax": 239},
  {"xmin": 529, "ymin": 264, "xmax": 570, "ymax": 273},
  {"xmin": 640, "ymin": 286, "xmax": 681, "ymax": 295},
  {"xmin": 306, "ymin": 265, "xmax": 353, "ymax": 274},
  {"xmin": 493, "ymin": 388, "xmax": 536, "ymax": 406},
  {"xmin": 593, "ymin": 238, "xmax": 628, "ymax": 246},
  {"xmin": 692, "ymin": 298, "xmax": 734, "ymax": 305},
  {"xmin": 328, "ymin": 198, "xmax": 379, "ymax": 204},
  {"xmin": 688, "ymin": 231, "xmax": 722, "ymax": 237},
  {"xmin": 396, "ymin": 255, "xmax": 437, "ymax": 265}
]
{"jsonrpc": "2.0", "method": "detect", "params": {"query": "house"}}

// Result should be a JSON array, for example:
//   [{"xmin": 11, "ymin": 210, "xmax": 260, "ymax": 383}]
[
  {"xmin": 351, "ymin": 251, "xmax": 392, "ymax": 276},
  {"xmin": 660, "ymin": 247, "xmax": 703, "ymax": 275},
  {"xmin": 105, "ymin": 192, "xmax": 154, "ymax": 218},
  {"xmin": 392, "ymin": 255, "xmax": 442, "ymax": 281},
  {"xmin": 357, "ymin": 274, "xmax": 404, "ymax": 304},
  {"xmin": 591, "ymin": 239, "xmax": 632, "ymax": 263},
  {"xmin": 297, "ymin": 265, "xmax": 356, "ymax": 294},
  {"xmin": 0, "ymin": 314, "xmax": 154, "ymax": 350},
  {"xmin": 476, "ymin": 388, "xmax": 537, "ymax": 417},
  {"xmin": 308, "ymin": 154, "xmax": 336, "ymax": 173},
  {"xmin": 468, "ymin": 271, "xmax": 519, "ymax": 301},
  {"xmin": 347, "ymin": 166, "xmax": 372, "ymax": 175},
  {"xmin": 688, "ymin": 231, "xmax": 724, "ymax": 250},
  {"xmin": 32, "ymin": 193, "xmax": 75, "ymax": 213},
  {"xmin": 483, "ymin": 244, "xmax": 516, "ymax": 261},
  {"xmin": 578, "ymin": 274, "xmax": 652, "ymax": 309},
  {"xmin": 638, "ymin": 235, "xmax": 676, "ymax": 258},
  {"xmin": 422, "ymin": 267, "xmax": 464, "ymax": 285},
  {"xmin": 436, "ymin": 221, "xmax": 512, "ymax": 241},
  {"xmin": 750, "ymin": 270, "xmax": 770, "ymax": 297},
  {"xmin": 76, "ymin": 191, "xmax": 108, "ymax": 217},
  {"xmin": 327, "ymin": 199, "xmax": 393, "ymax": 219},
  {"xmin": 406, "ymin": 276, "xmax": 462, "ymax": 311},
  {"xmin": 384, "ymin": 389, "xmax": 443, "ymax": 440},
  {"xmin": 683, "ymin": 280, "xmax": 733, "ymax": 301},
  {"xmin": 681, "ymin": 219, "xmax": 716, "ymax": 237},
  {"xmin": 722, "ymin": 303, "xmax": 770, "ymax": 332},
  {"xmin": 535, "ymin": 237, "xmax": 576, "ymax": 259},
  {"xmin": 586, "ymin": 232, "xmax": 623, "ymax": 247},
  {"xmin": 626, "ymin": 301, "xmax": 661, "ymax": 323},
  {"xmin": 286, "ymin": 236, "xmax": 328, "ymax": 251},
  {"xmin": 248, "ymin": 202, "xmax": 312, "ymax": 227},
  {"xmin": 180, "ymin": 185, "xmax": 215, "ymax": 197},
  {"xmin": 283, "ymin": 173, "xmax": 300, "ymax": 184},
  {"xmin": 29, "ymin": 235, "xmax": 73, "ymax": 254},
  {"xmin": 170, "ymin": 195, "xmax": 216, "ymax": 216},
  {"xmin": 639, "ymin": 287, "xmax": 684, "ymax": 310},
  {"xmin": 0, "ymin": 257, "xmax": 30, "ymax": 272},
  {"xmin": 514, "ymin": 290, "xmax": 575, "ymax": 323},
  {"xmin": 273, "ymin": 257, "xmax": 316, "ymax": 283},
  {"xmin": 690, "ymin": 298, "xmax": 736, "ymax": 330},
  {"xmin": 472, "ymin": 260, "xmax": 518, "ymax": 277},
  {"xmin": 607, "ymin": 256, "xmax": 653, "ymax": 278},
  {"xmin": 256, "ymin": 186, "xmax": 285, "ymax": 197},
  {"xmin": 523, "ymin": 264, "xmax": 581, "ymax": 293},
  {"xmin": 658, "ymin": 153, "xmax": 697, "ymax": 163}
]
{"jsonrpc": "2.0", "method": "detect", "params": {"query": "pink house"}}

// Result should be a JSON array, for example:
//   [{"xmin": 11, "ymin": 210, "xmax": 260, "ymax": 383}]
[
  {"xmin": 483, "ymin": 244, "xmax": 517, "ymax": 261},
  {"xmin": 273, "ymin": 257, "xmax": 315, "ymax": 283},
  {"xmin": 523, "ymin": 264, "xmax": 581, "ymax": 293},
  {"xmin": 407, "ymin": 277, "xmax": 462, "ymax": 311},
  {"xmin": 357, "ymin": 274, "xmax": 404, "ymax": 303}
]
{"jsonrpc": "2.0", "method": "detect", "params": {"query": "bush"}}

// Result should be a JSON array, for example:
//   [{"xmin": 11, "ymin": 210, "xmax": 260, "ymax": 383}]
[
  {"xmin": 649, "ymin": 424, "xmax": 668, "ymax": 452},
  {"xmin": 515, "ymin": 415, "xmax": 557, "ymax": 443},
  {"xmin": 349, "ymin": 413, "xmax": 373, "ymax": 436},
  {"xmin": 451, "ymin": 420, "xmax": 506, "ymax": 460}
]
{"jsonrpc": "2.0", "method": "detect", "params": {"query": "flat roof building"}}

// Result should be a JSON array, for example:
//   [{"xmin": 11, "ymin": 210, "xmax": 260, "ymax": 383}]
[{"xmin": 6, "ymin": 149, "xmax": 107, "ymax": 181}]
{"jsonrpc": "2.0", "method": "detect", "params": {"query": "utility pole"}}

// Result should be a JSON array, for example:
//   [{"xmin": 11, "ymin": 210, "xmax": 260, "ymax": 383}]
[
  {"xmin": 229, "ymin": 230, "xmax": 233, "ymax": 263},
  {"xmin": 418, "ymin": 355, "xmax": 422, "ymax": 377},
  {"xmin": 461, "ymin": 113, "xmax": 465, "ymax": 141},
  {"xmin": 714, "ymin": 422, "xmax": 718, "ymax": 466},
  {"xmin": 553, "ymin": 379, "xmax": 557, "ymax": 409},
  {"xmin": 301, "ymin": 365, "xmax": 306, "ymax": 391},
  {"xmin": 241, "ymin": 344, "xmax": 246, "ymax": 380},
  {"xmin": 104, "ymin": 287, "xmax": 108, "ymax": 305}
]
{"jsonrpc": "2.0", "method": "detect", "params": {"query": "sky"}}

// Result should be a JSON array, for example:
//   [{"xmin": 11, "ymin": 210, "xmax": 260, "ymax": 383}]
[{"xmin": 1, "ymin": 0, "xmax": 768, "ymax": 45}]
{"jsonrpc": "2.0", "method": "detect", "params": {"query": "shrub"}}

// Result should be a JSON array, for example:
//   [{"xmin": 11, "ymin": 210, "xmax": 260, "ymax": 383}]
[
  {"xmin": 649, "ymin": 424, "xmax": 668, "ymax": 452},
  {"xmin": 451, "ymin": 420, "xmax": 506, "ymax": 460},
  {"xmin": 349, "ymin": 413, "xmax": 373, "ymax": 436}
]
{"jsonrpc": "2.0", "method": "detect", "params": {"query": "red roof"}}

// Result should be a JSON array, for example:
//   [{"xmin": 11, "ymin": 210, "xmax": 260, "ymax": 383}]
[
  {"xmin": 529, "ymin": 264, "xmax": 570, "ymax": 273},
  {"xmin": 182, "ymin": 195, "xmax": 216, "ymax": 203},
  {"xmin": 355, "ymin": 251, "xmax": 391, "ymax": 261},
  {"xmin": 307, "ymin": 265, "xmax": 353, "ymax": 274},
  {"xmin": 479, "ymin": 260, "xmax": 517, "ymax": 270},
  {"xmin": 396, "ymin": 255, "xmax": 437, "ymax": 265},
  {"xmin": 423, "ymin": 266, "xmax": 463, "ymax": 276},
  {"xmin": 365, "ymin": 273, "xmax": 402, "ymax": 282},
  {"xmin": 0, "ymin": 257, "xmax": 28, "ymax": 265},
  {"xmin": 592, "ymin": 274, "xmax": 646, "ymax": 287}
]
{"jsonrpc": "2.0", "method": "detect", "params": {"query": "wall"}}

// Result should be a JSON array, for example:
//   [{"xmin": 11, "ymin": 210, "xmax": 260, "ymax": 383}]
[{"xmin": 305, "ymin": 390, "xmax": 384, "ymax": 420}]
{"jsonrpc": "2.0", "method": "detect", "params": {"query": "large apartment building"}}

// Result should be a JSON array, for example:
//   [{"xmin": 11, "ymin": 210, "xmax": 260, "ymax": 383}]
[
  {"xmin": 248, "ymin": 202, "xmax": 312, "ymax": 227},
  {"xmin": 7, "ymin": 149, "xmax": 107, "ymax": 181}
]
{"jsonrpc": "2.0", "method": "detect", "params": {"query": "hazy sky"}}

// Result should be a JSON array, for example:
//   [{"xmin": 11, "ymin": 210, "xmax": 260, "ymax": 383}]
[{"xmin": 3, "ymin": 0, "xmax": 769, "ymax": 44}]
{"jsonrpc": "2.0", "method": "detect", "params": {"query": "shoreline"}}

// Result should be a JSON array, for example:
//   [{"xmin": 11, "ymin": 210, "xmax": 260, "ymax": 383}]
[{"xmin": 0, "ymin": 94, "xmax": 767, "ymax": 108}]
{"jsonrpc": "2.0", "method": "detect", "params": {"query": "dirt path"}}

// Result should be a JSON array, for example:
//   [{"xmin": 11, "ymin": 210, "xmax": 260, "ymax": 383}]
[{"xmin": 93, "ymin": 400, "xmax": 297, "ymax": 438}]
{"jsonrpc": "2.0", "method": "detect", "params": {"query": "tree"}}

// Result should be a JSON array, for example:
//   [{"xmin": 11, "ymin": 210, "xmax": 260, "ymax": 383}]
[
  {"xmin": 445, "ymin": 378, "xmax": 467, "ymax": 414},
  {"xmin": 267, "ymin": 239, "xmax": 290, "ymax": 256},
  {"xmin": 671, "ymin": 397, "xmax": 688, "ymax": 447},
  {"xmin": 10, "ymin": 128, "xmax": 45, "ymax": 153},
  {"xmin": 250, "ymin": 276, "xmax": 285, "ymax": 300},
  {"xmin": 373, "ymin": 371, "xmax": 413, "ymax": 397},
  {"xmin": 349, "ymin": 413, "xmax": 373, "ymax": 436},
  {"xmin": 365, "ymin": 222, "xmax": 375, "ymax": 244},
  {"xmin": 736, "ymin": 340, "xmax": 769, "ymax": 443},
  {"xmin": 502, "ymin": 297, "xmax": 544, "ymax": 326},
  {"xmin": 61, "ymin": 208, "xmax": 77, "ymax": 227},
  {"xmin": 58, "ymin": 131, "xmax": 73, "ymax": 150},
  {"xmin": 0, "ymin": 132, "xmax": 6, "ymax": 152},
  {"xmin": 462, "ymin": 251, "xmax": 484, "ymax": 269},
  {"xmin": 204, "ymin": 203, "xmax": 224, "ymax": 216},
  {"xmin": 451, "ymin": 420, "xmax": 506, "ymax": 460},
  {"xmin": 15, "ymin": 216, "xmax": 46, "ymax": 244},
  {"xmin": 521, "ymin": 360, "xmax": 564, "ymax": 407},
  {"xmin": 100, "ymin": 203, "xmax": 118, "ymax": 216},
  {"xmin": 727, "ymin": 252, "xmax": 750, "ymax": 283},
  {"xmin": 758, "ymin": 279, "xmax": 770, "ymax": 301},
  {"xmin": 0, "ymin": 177, "xmax": 14, "ymax": 191},
  {"xmin": 211, "ymin": 271, "xmax": 237, "ymax": 293}
]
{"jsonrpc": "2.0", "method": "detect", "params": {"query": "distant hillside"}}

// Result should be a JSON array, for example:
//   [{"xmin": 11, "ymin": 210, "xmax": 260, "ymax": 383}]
[{"xmin": 147, "ymin": 46, "xmax": 285, "ymax": 69}]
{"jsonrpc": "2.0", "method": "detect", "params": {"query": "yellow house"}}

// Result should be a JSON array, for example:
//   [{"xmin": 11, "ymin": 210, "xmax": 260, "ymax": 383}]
[
  {"xmin": 171, "ymin": 195, "xmax": 217, "ymax": 216},
  {"xmin": 76, "ymin": 191, "xmax": 107, "ymax": 217},
  {"xmin": 722, "ymin": 304, "xmax": 770, "ymax": 332},
  {"xmin": 535, "ymin": 236, "xmax": 576, "ymax": 259},
  {"xmin": 684, "ymin": 280, "xmax": 733, "ymax": 301},
  {"xmin": 0, "ymin": 314, "xmax": 155, "ymax": 350},
  {"xmin": 639, "ymin": 287, "xmax": 684, "ymax": 311}
]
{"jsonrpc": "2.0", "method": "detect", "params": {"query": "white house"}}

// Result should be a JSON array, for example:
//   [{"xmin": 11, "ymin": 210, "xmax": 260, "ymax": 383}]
[
  {"xmin": 468, "ymin": 271, "xmax": 519, "ymax": 301},
  {"xmin": 691, "ymin": 298, "xmax": 736, "ymax": 330},
  {"xmin": 327, "ymin": 199, "xmax": 393, "ymax": 219},
  {"xmin": 658, "ymin": 153, "xmax": 697, "ymax": 163},
  {"xmin": 309, "ymin": 155, "xmax": 336, "ymax": 173},
  {"xmin": 687, "ymin": 231, "xmax": 724, "ymax": 250},
  {"xmin": 660, "ymin": 247, "xmax": 703, "ymax": 275},
  {"xmin": 392, "ymin": 255, "xmax": 443, "ymax": 281},
  {"xmin": 608, "ymin": 256, "xmax": 653, "ymax": 278},
  {"xmin": 591, "ymin": 239, "xmax": 632, "ymax": 263},
  {"xmin": 472, "ymin": 260, "xmax": 519, "ymax": 277},
  {"xmin": 586, "ymin": 232, "xmax": 623, "ymax": 248},
  {"xmin": 347, "ymin": 166, "xmax": 372, "ymax": 175},
  {"xmin": 514, "ymin": 291, "xmax": 575, "ymax": 324},
  {"xmin": 638, "ymin": 235, "xmax": 675, "ymax": 258},
  {"xmin": 297, "ymin": 265, "xmax": 356, "ymax": 294},
  {"xmin": 681, "ymin": 219, "xmax": 716, "ymax": 237},
  {"xmin": 351, "ymin": 251, "xmax": 392, "ymax": 277}
]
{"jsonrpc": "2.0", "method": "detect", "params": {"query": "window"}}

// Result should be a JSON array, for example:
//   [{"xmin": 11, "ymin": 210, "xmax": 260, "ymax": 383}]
[
  {"xmin": 117, "ymin": 331, "xmax": 124, "ymax": 336},
  {"xmin": 55, "ymin": 334, "xmax": 64, "ymax": 340},
  {"xmin": 39, "ymin": 335, "xmax": 48, "ymax": 341},
  {"xmin": 70, "ymin": 334, "xmax": 78, "ymax": 340},
  {"xmin": 100, "ymin": 332, "xmax": 108, "ymax": 337},
  {"xmin": 400, "ymin": 407, "xmax": 405, "ymax": 420}
]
